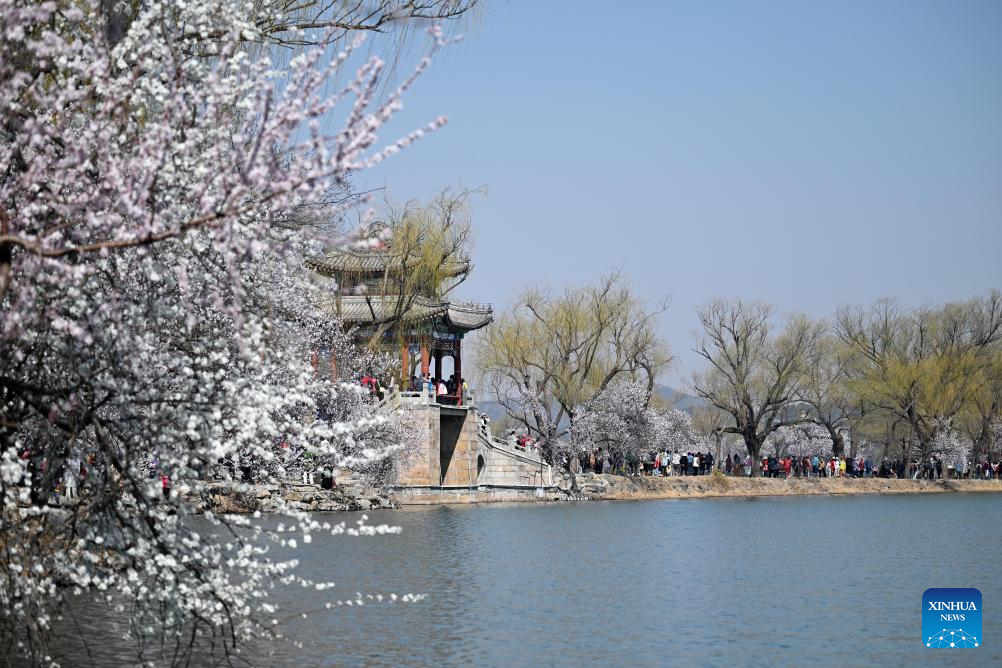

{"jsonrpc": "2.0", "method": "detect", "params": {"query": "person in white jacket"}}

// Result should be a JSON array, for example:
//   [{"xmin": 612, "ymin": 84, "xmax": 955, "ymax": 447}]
[{"xmin": 64, "ymin": 450, "xmax": 80, "ymax": 500}]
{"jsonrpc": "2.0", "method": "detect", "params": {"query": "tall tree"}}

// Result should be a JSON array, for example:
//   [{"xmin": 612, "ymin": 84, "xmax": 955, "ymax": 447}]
[
  {"xmin": 835, "ymin": 292, "xmax": 1002, "ymax": 467},
  {"xmin": 479, "ymin": 272, "xmax": 672, "ymax": 461},
  {"xmin": 800, "ymin": 332, "xmax": 869, "ymax": 457},
  {"xmin": 692, "ymin": 299, "xmax": 823, "ymax": 467}
]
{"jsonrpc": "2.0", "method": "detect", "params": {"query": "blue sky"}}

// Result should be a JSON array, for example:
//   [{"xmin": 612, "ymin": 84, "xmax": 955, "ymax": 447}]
[{"xmin": 357, "ymin": 0, "xmax": 1002, "ymax": 384}]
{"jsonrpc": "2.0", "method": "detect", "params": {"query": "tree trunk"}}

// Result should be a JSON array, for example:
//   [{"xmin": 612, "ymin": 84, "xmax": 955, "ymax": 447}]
[
  {"xmin": 743, "ymin": 432, "xmax": 764, "ymax": 476},
  {"xmin": 903, "ymin": 436, "xmax": 912, "ymax": 479},
  {"xmin": 713, "ymin": 432, "xmax": 723, "ymax": 472},
  {"xmin": 972, "ymin": 413, "xmax": 992, "ymax": 465},
  {"xmin": 826, "ymin": 425, "xmax": 845, "ymax": 458}
]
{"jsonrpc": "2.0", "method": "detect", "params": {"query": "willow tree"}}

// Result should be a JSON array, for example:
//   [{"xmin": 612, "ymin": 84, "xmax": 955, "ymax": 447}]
[
  {"xmin": 960, "ymin": 347, "xmax": 1002, "ymax": 462},
  {"xmin": 800, "ymin": 333, "xmax": 869, "ymax": 457},
  {"xmin": 835, "ymin": 292, "xmax": 1002, "ymax": 465},
  {"xmin": 320, "ymin": 188, "xmax": 477, "ymax": 351},
  {"xmin": 692, "ymin": 299, "xmax": 823, "ymax": 467},
  {"xmin": 479, "ymin": 272, "xmax": 672, "ymax": 462}
]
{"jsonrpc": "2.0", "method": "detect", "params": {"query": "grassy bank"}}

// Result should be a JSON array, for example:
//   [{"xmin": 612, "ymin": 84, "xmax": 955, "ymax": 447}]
[{"xmin": 572, "ymin": 473, "xmax": 1002, "ymax": 501}]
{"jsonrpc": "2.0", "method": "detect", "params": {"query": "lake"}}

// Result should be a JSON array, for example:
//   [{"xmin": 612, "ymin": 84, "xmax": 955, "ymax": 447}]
[{"xmin": 51, "ymin": 494, "xmax": 1002, "ymax": 666}]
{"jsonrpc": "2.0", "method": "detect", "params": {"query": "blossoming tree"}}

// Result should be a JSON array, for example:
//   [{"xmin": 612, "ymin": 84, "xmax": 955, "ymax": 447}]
[
  {"xmin": 0, "ymin": 0, "xmax": 472, "ymax": 663},
  {"xmin": 570, "ymin": 381, "xmax": 697, "ymax": 464}
]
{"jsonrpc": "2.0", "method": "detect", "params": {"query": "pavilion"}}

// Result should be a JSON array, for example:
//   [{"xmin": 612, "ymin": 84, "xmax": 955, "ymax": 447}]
[{"xmin": 309, "ymin": 244, "xmax": 493, "ymax": 402}]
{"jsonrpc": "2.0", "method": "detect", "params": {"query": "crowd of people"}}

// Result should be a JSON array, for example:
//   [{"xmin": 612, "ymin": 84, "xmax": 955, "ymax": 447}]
[
  {"xmin": 566, "ymin": 447, "xmax": 1002, "ymax": 481},
  {"xmin": 571, "ymin": 449, "xmax": 717, "ymax": 476},
  {"xmin": 406, "ymin": 372, "xmax": 467, "ymax": 404},
  {"xmin": 357, "ymin": 370, "xmax": 469, "ymax": 406},
  {"xmin": 16, "ymin": 446, "xmax": 105, "ymax": 505}
]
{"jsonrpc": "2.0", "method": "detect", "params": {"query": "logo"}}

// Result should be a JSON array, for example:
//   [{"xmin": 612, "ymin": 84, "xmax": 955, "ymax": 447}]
[{"xmin": 923, "ymin": 588, "xmax": 981, "ymax": 648}]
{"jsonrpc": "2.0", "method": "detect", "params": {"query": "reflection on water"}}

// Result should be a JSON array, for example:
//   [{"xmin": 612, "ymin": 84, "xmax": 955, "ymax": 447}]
[{"xmin": 45, "ymin": 495, "xmax": 1002, "ymax": 666}]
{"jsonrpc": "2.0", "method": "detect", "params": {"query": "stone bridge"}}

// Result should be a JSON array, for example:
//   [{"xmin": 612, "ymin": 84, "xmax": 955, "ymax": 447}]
[{"xmin": 378, "ymin": 390, "xmax": 555, "ymax": 504}]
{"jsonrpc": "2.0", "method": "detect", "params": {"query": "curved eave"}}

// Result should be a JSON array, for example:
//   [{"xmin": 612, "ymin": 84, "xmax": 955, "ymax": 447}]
[
  {"xmin": 307, "ymin": 250, "xmax": 471, "ymax": 280},
  {"xmin": 444, "ymin": 302, "xmax": 494, "ymax": 332},
  {"xmin": 327, "ymin": 296, "xmax": 493, "ymax": 333}
]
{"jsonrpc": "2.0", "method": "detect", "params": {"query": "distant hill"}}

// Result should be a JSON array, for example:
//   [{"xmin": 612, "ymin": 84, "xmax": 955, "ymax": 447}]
[
  {"xmin": 657, "ymin": 385, "xmax": 708, "ymax": 413},
  {"xmin": 476, "ymin": 399, "xmax": 508, "ymax": 422}
]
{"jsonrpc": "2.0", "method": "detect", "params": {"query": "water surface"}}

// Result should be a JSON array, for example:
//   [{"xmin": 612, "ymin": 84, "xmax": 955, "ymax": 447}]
[
  {"xmin": 48, "ymin": 494, "xmax": 1002, "ymax": 666},
  {"xmin": 266, "ymin": 494, "xmax": 1001, "ymax": 667}
]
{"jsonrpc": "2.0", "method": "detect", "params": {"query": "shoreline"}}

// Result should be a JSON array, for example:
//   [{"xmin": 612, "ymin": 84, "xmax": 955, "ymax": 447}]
[
  {"xmin": 565, "ymin": 473, "xmax": 1002, "ymax": 502},
  {"xmin": 193, "ymin": 475, "xmax": 1002, "ymax": 514}
]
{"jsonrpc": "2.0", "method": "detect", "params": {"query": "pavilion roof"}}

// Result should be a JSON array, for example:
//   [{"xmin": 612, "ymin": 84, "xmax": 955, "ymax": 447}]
[
  {"xmin": 308, "ymin": 247, "xmax": 471, "ymax": 278},
  {"xmin": 328, "ymin": 295, "xmax": 493, "ymax": 333}
]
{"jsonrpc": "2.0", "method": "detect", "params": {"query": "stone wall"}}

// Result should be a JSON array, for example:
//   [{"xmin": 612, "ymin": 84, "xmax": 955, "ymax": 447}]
[
  {"xmin": 391, "ymin": 403, "xmax": 555, "ymax": 502},
  {"xmin": 394, "ymin": 405, "xmax": 439, "ymax": 487},
  {"xmin": 475, "ymin": 434, "xmax": 551, "ymax": 488}
]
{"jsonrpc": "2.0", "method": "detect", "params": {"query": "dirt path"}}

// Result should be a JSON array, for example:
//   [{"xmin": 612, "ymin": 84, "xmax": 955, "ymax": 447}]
[{"xmin": 568, "ymin": 472, "xmax": 1002, "ymax": 501}]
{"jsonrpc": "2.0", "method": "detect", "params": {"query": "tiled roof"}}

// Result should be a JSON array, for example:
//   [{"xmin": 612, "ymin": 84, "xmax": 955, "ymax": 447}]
[
  {"xmin": 328, "ymin": 295, "xmax": 493, "ymax": 332},
  {"xmin": 308, "ymin": 248, "xmax": 470, "ymax": 277}
]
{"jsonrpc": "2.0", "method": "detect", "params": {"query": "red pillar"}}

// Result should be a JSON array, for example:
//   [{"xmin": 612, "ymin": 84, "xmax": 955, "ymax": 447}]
[
  {"xmin": 400, "ymin": 340, "xmax": 409, "ymax": 387},
  {"xmin": 420, "ymin": 339, "xmax": 430, "ymax": 377},
  {"xmin": 329, "ymin": 349, "xmax": 337, "ymax": 381},
  {"xmin": 310, "ymin": 350, "xmax": 319, "ymax": 377}
]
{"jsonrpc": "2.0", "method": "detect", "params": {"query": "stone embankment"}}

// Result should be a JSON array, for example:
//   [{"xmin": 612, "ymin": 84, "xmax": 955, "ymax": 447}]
[
  {"xmin": 192, "ymin": 482, "xmax": 395, "ymax": 514},
  {"xmin": 563, "ymin": 471, "xmax": 1002, "ymax": 501},
  {"xmin": 193, "ymin": 474, "xmax": 1002, "ymax": 513}
]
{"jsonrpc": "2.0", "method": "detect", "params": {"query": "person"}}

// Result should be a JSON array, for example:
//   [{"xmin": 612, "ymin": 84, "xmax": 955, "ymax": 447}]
[
  {"xmin": 64, "ymin": 450, "xmax": 81, "ymax": 500},
  {"xmin": 744, "ymin": 454, "xmax": 752, "ymax": 477},
  {"xmin": 161, "ymin": 473, "xmax": 170, "ymax": 500},
  {"xmin": 588, "ymin": 450, "xmax": 597, "ymax": 474},
  {"xmin": 301, "ymin": 450, "xmax": 315, "ymax": 485}
]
